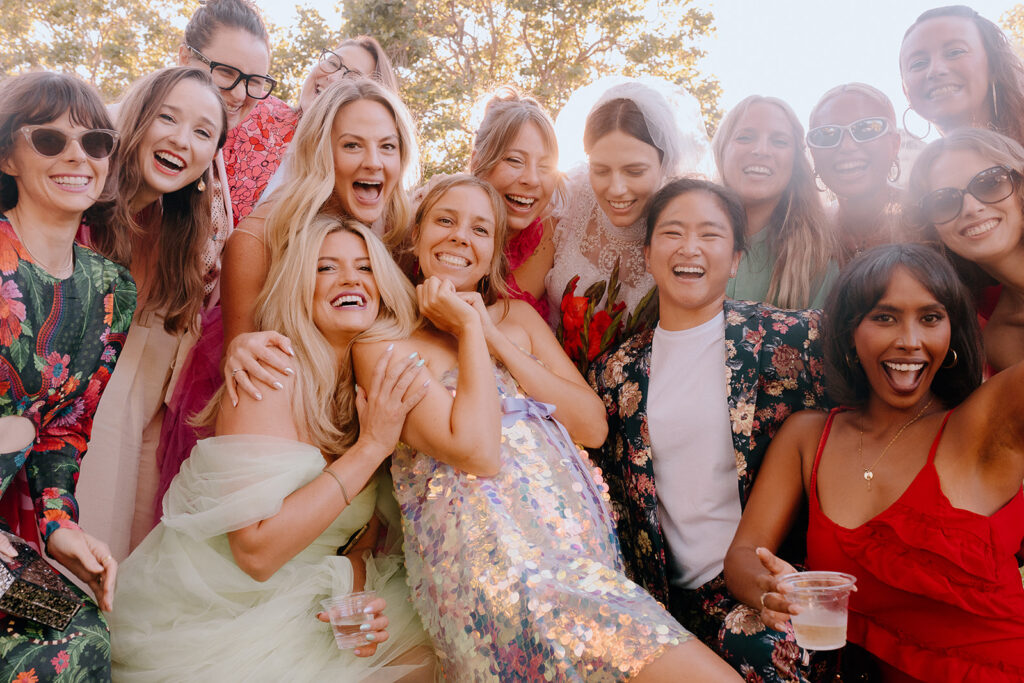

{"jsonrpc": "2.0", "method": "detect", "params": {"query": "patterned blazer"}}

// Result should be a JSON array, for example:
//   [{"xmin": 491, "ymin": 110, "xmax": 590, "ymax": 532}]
[{"xmin": 587, "ymin": 299, "xmax": 827, "ymax": 607}]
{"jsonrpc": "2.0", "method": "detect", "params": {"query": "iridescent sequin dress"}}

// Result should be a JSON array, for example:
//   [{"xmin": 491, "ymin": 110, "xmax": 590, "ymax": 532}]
[{"xmin": 392, "ymin": 363, "xmax": 691, "ymax": 681}]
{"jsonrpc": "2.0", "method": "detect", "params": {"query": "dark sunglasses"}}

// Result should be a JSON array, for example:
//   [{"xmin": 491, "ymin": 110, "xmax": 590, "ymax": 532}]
[
  {"xmin": 187, "ymin": 45, "xmax": 276, "ymax": 100},
  {"xmin": 19, "ymin": 125, "xmax": 119, "ymax": 160},
  {"xmin": 918, "ymin": 165, "xmax": 1018, "ymax": 225},
  {"xmin": 318, "ymin": 49, "xmax": 363, "ymax": 78},
  {"xmin": 806, "ymin": 117, "xmax": 890, "ymax": 149}
]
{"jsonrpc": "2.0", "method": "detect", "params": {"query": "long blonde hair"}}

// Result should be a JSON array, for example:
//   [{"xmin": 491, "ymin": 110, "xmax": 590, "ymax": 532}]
[
  {"xmin": 264, "ymin": 79, "xmax": 419, "ymax": 267},
  {"xmin": 712, "ymin": 95, "xmax": 834, "ymax": 308},
  {"xmin": 199, "ymin": 216, "xmax": 419, "ymax": 454}
]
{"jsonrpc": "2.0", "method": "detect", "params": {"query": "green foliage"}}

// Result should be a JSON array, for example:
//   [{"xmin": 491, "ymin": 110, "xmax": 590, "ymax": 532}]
[
  {"xmin": 0, "ymin": 0, "xmax": 198, "ymax": 101},
  {"xmin": 271, "ymin": 0, "xmax": 721, "ymax": 176},
  {"xmin": 1003, "ymin": 4, "xmax": 1024, "ymax": 57}
]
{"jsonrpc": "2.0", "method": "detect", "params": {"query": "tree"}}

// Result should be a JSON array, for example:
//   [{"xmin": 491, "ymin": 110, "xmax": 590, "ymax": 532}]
[
  {"xmin": 1003, "ymin": 4, "xmax": 1024, "ymax": 56},
  {"xmin": 0, "ymin": 0, "xmax": 196, "ymax": 101},
  {"xmin": 274, "ymin": 0, "xmax": 721, "ymax": 176}
]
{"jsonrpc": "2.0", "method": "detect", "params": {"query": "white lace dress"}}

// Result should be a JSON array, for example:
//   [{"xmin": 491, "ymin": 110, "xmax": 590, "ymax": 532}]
[{"xmin": 544, "ymin": 172, "xmax": 655, "ymax": 327}]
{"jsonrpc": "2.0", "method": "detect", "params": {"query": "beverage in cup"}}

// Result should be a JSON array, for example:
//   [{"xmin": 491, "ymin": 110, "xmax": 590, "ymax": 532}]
[
  {"xmin": 321, "ymin": 590, "xmax": 378, "ymax": 649},
  {"xmin": 778, "ymin": 571, "xmax": 857, "ymax": 651}
]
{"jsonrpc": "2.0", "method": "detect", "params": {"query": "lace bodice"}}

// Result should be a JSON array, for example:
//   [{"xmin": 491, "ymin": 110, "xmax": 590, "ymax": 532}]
[{"xmin": 545, "ymin": 172, "xmax": 654, "ymax": 324}]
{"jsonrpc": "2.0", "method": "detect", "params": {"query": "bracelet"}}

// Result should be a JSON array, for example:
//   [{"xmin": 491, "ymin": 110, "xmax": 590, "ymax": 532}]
[{"xmin": 322, "ymin": 467, "xmax": 350, "ymax": 506}]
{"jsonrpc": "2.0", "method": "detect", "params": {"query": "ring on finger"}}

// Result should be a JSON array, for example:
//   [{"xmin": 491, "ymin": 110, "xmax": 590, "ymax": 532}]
[
  {"xmin": 760, "ymin": 592, "xmax": 768, "ymax": 608},
  {"xmin": 231, "ymin": 368, "xmax": 243, "ymax": 378}
]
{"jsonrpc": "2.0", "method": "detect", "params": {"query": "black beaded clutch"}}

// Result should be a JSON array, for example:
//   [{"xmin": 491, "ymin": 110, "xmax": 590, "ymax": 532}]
[{"xmin": 0, "ymin": 531, "xmax": 82, "ymax": 631}]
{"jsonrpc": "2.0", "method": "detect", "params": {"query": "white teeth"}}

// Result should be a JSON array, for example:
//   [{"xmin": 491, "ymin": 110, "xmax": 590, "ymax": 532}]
[
  {"xmin": 744, "ymin": 165, "xmax": 772, "ymax": 176},
  {"xmin": 332, "ymin": 294, "xmax": 366, "ymax": 308},
  {"xmin": 929, "ymin": 84, "xmax": 960, "ymax": 99},
  {"xmin": 506, "ymin": 194, "xmax": 535, "ymax": 206},
  {"xmin": 835, "ymin": 160, "xmax": 867, "ymax": 172},
  {"xmin": 155, "ymin": 151, "xmax": 184, "ymax": 169},
  {"xmin": 52, "ymin": 176, "xmax": 89, "ymax": 186},
  {"xmin": 883, "ymin": 361, "xmax": 925, "ymax": 372},
  {"xmin": 609, "ymin": 200, "xmax": 634, "ymax": 209},
  {"xmin": 963, "ymin": 218, "xmax": 998, "ymax": 238},
  {"xmin": 437, "ymin": 253, "xmax": 469, "ymax": 267},
  {"xmin": 673, "ymin": 265, "xmax": 704, "ymax": 275},
  {"xmin": 355, "ymin": 181, "xmax": 382, "ymax": 187}
]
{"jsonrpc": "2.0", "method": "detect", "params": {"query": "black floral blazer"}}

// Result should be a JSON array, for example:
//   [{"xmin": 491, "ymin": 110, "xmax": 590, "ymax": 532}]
[{"xmin": 587, "ymin": 299, "xmax": 828, "ymax": 607}]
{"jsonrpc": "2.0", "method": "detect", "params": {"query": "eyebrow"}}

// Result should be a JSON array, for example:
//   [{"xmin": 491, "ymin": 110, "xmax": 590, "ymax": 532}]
[
  {"xmin": 656, "ymin": 219, "xmax": 727, "ymax": 230},
  {"xmin": 871, "ymin": 302, "xmax": 947, "ymax": 312}
]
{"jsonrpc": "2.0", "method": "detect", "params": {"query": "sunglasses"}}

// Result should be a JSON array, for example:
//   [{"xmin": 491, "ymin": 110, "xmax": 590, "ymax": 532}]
[
  {"xmin": 19, "ymin": 126, "xmax": 119, "ymax": 160},
  {"xmin": 187, "ymin": 45, "xmax": 276, "ymax": 100},
  {"xmin": 918, "ymin": 165, "xmax": 1018, "ymax": 225},
  {"xmin": 318, "ymin": 49, "xmax": 363, "ymax": 79},
  {"xmin": 806, "ymin": 117, "xmax": 890, "ymax": 149}
]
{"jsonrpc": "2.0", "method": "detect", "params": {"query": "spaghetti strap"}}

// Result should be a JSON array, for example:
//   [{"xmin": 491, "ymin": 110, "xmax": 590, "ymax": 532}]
[
  {"xmin": 925, "ymin": 409, "xmax": 955, "ymax": 465},
  {"xmin": 809, "ymin": 408, "xmax": 842, "ymax": 500}
]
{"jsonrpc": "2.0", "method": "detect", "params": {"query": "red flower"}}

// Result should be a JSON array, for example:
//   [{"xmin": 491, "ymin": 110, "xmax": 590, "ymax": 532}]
[
  {"xmin": 51, "ymin": 650, "xmax": 70, "ymax": 673},
  {"xmin": 13, "ymin": 670, "xmax": 38, "ymax": 683},
  {"xmin": 0, "ymin": 277, "xmax": 27, "ymax": 345},
  {"xmin": 41, "ymin": 351, "xmax": 71, "ymax": 389}
]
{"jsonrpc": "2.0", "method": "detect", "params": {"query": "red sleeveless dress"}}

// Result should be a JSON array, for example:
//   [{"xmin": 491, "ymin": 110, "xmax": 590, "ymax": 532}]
[{"xmin": 807, "ymin": 408, "xmax": 1024, "ymax": 682}]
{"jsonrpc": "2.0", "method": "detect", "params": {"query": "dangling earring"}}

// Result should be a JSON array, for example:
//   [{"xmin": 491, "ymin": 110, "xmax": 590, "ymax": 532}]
[
  {"xmin": 888, "ymin": 158, "xmax": 901, "ymax": 183},
  {"xmin": 942, "ymin": 348, "xmax": 959, "ymax": 369},
  {"xmin": 845, "ymin": 350, "xmax": 860, "ymax": 368},
  {"xmin": 813, "ymin": 172, "xmax": 829, "ymax": 193},
  {"xmin": 992, "ymin": 81, "xmax": 999, "ymax": 121},
  {"xmin": 902, "ymin": 106, "xmax": 932, "ymax": 141},
  {"xmin": 196, "ymin": 176, "xmax": 207, "ymax": 193}
]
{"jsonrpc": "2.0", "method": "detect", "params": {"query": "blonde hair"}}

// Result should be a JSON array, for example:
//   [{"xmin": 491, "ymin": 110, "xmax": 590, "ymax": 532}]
[
  {"xmin": 198, "ymin": 215, "xmax": 419, "ymax": 452},
  {"xmin": 712, "ymin": 95, "xmax": 833, "ymax": 308},
  {"xmin": 410, "ymin": 174, "xmax": 511, "ymax": 306},
  {"xmin": 809, "ymin": 82, "xmax": 896, "ymax": 126},
  {"xmin": 264, "ymin": 78, "xmax": 419, "ymax": 265}
]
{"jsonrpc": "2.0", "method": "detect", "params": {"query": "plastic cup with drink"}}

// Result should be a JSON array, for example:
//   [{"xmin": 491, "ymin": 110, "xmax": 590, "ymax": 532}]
[
  {"xmin": 778, "ymin": 571, "xmax": 857, "ymax": 650},
  {"xmin": 321, "ymin": 590, "xmax": 378, "ymax": 649}
]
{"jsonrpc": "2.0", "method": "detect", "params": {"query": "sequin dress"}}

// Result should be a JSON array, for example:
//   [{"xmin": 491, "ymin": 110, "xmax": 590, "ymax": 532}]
[{"xmin": 392, "ymin": 363, "xmax": 691, "ymax": 681}]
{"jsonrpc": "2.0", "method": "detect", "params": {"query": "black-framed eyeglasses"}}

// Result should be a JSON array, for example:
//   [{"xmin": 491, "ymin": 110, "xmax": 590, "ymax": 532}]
[
  {"xmin": 187, "ymin": 44, "xmax": 276, "ymax": 100},
  {"xmin": 918, "ymin": 165, "xmax": 1018, "ymax": 225},
  {"xmin": 318, "ymin": 49, "xmax": 363, "ymax": 79},
  {"xmin": 806, "ymin": 117, "xmax": 890, "ymax": 149},
  {"xmin": 19, "ymin": 126, "xmax": 119, "ymax": 160}
]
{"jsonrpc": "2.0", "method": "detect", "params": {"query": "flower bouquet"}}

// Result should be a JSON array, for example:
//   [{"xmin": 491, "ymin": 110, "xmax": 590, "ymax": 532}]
[{"xmin": 555, "ymin": 259, "xmax": 657, "ymax": 375}]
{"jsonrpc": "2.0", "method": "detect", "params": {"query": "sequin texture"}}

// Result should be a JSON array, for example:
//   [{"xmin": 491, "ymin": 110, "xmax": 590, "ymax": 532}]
[{"xmin": 392, "ymin": 363, "xmax": 691, "ymax": 681}]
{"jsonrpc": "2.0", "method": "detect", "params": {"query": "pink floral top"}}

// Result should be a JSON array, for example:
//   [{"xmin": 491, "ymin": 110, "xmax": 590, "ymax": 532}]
[
  {"xmin": 222, "ymin": 96, "xmax": 298, "ymax": 225},
  {"xmin": 505, "ymin": 217, "xmax": 549, "ymax": 319}
]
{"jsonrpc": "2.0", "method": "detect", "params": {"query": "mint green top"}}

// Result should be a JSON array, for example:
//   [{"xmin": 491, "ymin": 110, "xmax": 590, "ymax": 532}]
[{"xmin": 725, "ymin": 227, "xmax": 838, "ymax": 309}]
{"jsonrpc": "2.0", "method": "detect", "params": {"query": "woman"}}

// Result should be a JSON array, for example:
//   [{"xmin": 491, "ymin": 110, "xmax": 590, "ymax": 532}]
[
  {"xmin": 179, "ymin": 0, "xmax": 295, "ymax": 224},
  {"xmin": 809, "ymin": 83, "xmax": 906, "ymax": 266},
  {"xmin": 908, "ymin": 127, "xmax": 1024, "ymax": 374},
  {"xmin": 354, "ymin": 174, "xmax": 741, "ymax": 681},
  {"xmin": 725, "ymin": 244, "xmax": 1024, "ymax": 682},
  {"xmin": 900, "ymin": 5, "xmax": 1024, "ymax": 145},
  {"xmin": 110, "ymin": 216, "xmax": 435, "ymax": 680},
  {"xmin": 0, "ymin": 71, "xmax": 136, "ymax": 680},
  {"xmin": 546, "ymin": 80, "xmax": 710, "ymax": 356},
  {"xmin": 469, "ymin": 88, "xmax": 560, "ymax": 318},
  {"xmin": 712, "ymin": 95, "xmax": 836, "ymax": 309},
  {"xmin": 72, "ymin": 67, "xmax": 225, "ymax": 559},
  {"xmin": 296, "ymin": 36, "xmax": 400, "ymax": 115}
]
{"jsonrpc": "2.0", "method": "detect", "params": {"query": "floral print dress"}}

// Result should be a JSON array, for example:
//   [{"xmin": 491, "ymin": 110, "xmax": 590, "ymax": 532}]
[{"xmin": 0, "ymin": 215, "xmax": 135, "ymax": 681}]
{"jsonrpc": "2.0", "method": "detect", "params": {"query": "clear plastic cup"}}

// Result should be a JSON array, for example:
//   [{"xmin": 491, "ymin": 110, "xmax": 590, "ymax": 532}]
[
  {"xmin": 779, "ymin": 571, "xmax": 857, "ymax": 651},
  {"xmin": 321, "ymin": 590, "xmax": 378, "ymax": 649}
]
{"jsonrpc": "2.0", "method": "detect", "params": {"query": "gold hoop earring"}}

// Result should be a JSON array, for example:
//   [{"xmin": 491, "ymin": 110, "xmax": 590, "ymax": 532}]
[
  {"xmin": 942, "ymin": 348, "xmax": 958, "ymax": 369},
  {"xmin": 902, "ymin": 106, "xmax": 932, "ymax": 141},
  {"xmin": 845, "ymin": 351, "xmax": 860, "ymax": 368},
  {"xmin": 888, "ymin": 158, "xmax": 901, "ymax": 183}
]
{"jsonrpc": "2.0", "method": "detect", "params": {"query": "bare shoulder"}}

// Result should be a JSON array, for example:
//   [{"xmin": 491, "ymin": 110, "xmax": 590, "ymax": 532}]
[
  {"xmin": 230, "ymin": 204, "xmax": 270, "ymax": 243},
  {"xmin": 216, "ymin": 366, "xmax": 300, "ymax": 438},
  {"xmin": 776, "ymin": 409, "xmax": 830, "ymax": 455}
]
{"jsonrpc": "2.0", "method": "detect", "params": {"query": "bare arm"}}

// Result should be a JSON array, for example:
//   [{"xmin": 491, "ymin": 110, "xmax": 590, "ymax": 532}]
[
  {"xmin": 473, "ymin": 297, "xmax": 607, "ymax": 447},
  {"xmin": 223, "ymin": 347, "xmax": 428, "ymax": 581},
  {"xmin": 353, "ymin": 278, "xmax": 502, "ymax": 477},
  {"xmin": 724, "ymin": 411, "xmax": 821, "ymax": 626}
]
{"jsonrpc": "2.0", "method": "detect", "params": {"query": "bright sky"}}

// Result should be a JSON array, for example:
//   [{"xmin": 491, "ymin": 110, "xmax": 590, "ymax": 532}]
[{"xmin": 260, "ymin": 0, "xmax": 1017, "ymax": 129}]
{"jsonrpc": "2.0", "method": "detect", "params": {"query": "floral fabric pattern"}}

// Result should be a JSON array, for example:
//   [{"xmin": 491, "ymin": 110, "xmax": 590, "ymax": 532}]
[
  {"xmin": 222, "ymin": 95, "xmax": 298, "ymax": 225},
  {"xmin": 587, "ymin": 300, "xmax": 828, "ymax": 680}
]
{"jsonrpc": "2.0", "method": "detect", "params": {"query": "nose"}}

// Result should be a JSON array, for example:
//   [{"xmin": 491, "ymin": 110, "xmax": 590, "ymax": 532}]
[
  {"xmin": 752, "ymin": 134, "xmax": 771, "ymax": 157},
  {"xmin": 337, "ymin": 262, "xmax": 361, "ymax": 283},
  {"xmin": 959, "ymin": 191, "xmax": 986, "ymax": 218},
  {"xmin": 926, "ymin": 56, "xmax": 949, "ymax": 81},
  {"xmin": 609, "ymin": 172, "xmax": 627, "ymax": 196},
  {"xmin": 62, "ymin": 136, "xmax": 88, "ymax": 163},
  {"xmin": 449, "ymin": 220, "xmax": 470, "ymax": 244},
  {"xmin": 678, "ymin": 231, "xmax": 701, "ymax": 256},
  {"xmin": 362, "ymin": 145, "xmax": 383, "ymax": 170},
  {"xmin": 895, "ymin": 320, "xmax": 923, "ymax": 350},
  {"xmin": 519, "ymin": 161, "xmax": 539, "ymax": 187},
  {"xmin": 837, "ymin": 130, "xmax": 857, "ymax": 153}
]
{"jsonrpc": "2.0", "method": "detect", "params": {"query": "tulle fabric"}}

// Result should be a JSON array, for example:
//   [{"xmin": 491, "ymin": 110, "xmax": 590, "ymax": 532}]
[{"xmin": 111, "ymin": 435, "xmax": 432, "ymax": 681}]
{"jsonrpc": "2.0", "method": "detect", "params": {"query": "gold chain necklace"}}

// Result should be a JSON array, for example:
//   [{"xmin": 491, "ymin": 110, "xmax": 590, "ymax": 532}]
[
  {"xmin": 857, "ymin": 398, "xmax": 934, "ymax": 490},
  {"xmin": 7, "ymin": 210, "xmax": 75, "ymax": 279}
]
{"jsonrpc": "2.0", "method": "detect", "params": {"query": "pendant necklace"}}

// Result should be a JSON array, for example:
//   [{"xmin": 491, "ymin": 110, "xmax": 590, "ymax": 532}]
[
  {"xmin": 7, "ymin": 210, "xmax": 74, "ymax": 279},
  {"xmin": 858, "ymin": 398, "xmax": 934, "ymax": 490}
]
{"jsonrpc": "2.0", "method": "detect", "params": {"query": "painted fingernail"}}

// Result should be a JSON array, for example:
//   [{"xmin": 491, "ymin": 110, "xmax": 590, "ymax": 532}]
[
  {"xmin": 273, "ymin": 381, "xmax": 284, "ymax": 390},
  {"xmin": 365, "ymin": 634, "xmax": 376, "ymax": 642},
  {"xmin": 360, "ymin": 623, "xmax": 373, "ymax": 632},
  {"xmin": 363, "ymin": 605, "xmax": 376, "ymax": 614},
  {"xmin": 286, "ymin": 346, "xmax": 295, "ymax": 356},
  {"xmin": 231, "ymin": 398, "xmax": 238, "ymax": 407},
  {"xmin": 408, "ymin": 352, "xmax": 418, "ymax": 359},
  {"xmin": 423, "ymin": 379, "xmax": 431, "ymax": 387},
  {"xmin": 415, "ymin": 359, "xmax": 425, "ymax": 367},
  {"xmin": 386, "ymin": 343, "xmax": 394, "ymax": 352},
  {"xmin": 284, "ymin": 367, "xmax": 295, "ymax": 375},
  {"xmin": 254, "ymin": 392, "xmax": 263, "ymax": 401}
]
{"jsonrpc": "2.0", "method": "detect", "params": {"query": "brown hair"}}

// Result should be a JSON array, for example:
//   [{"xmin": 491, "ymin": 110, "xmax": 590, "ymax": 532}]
[
  {"xmin": 339, "ymin": 36, "xmax": 399, "ymax": 92},
  {"xmin": 184, "ymin": 0, "xmax": 269, "ymax": 52},
  {"xmin": 584, "ymin": 98, "xmax": 660, "ymax": 162},
  {"xmin": 411, "ymin": 174, "xmax": 510, "ymax": 306},
  {"xmin": 470, "ymin": 88, "xmax": 559, "ymax": 178},
  {"xmin": 115, "ymin": 67, "xmax": 227, "ymax": 334},
  {"xmin": 0, "ymin": 71, "xmax": 130, "ymax": 265}
]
